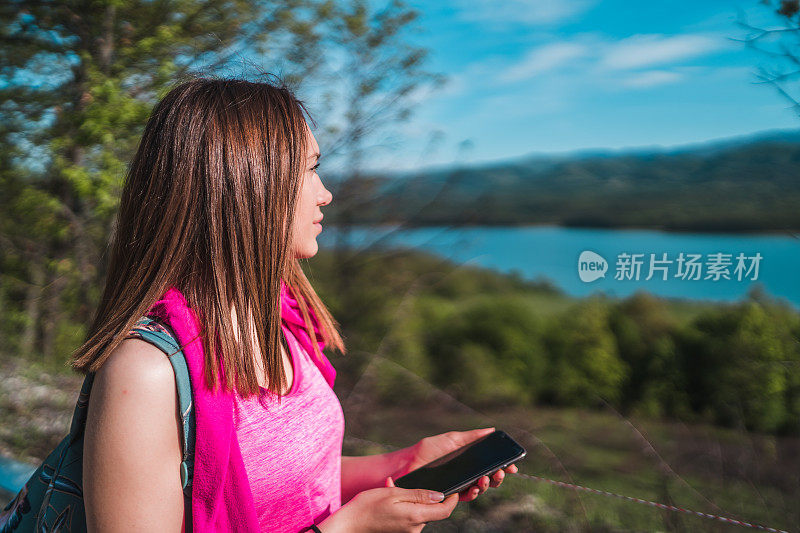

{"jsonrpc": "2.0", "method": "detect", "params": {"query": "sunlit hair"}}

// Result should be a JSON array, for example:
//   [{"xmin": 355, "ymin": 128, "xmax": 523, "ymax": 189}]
[{"xmin": 71, "ymin": 76, "xmax": 346, "ymax": 398}]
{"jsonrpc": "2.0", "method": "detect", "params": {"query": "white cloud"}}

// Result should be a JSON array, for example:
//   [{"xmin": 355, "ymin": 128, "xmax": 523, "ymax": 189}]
[
  {"xmin": 620, "ymin": 70, "xmax": 684, "ymax": 88},
  {"xmin": 499, "ymin": 42, "xmax": 589, "ymax": 83},
  {"xmin": 454, "ymin": 0, "xmax": 598, "ymax": 26},
  {"xmin": 599, "ymin": 33, "xmax": 727, "ymax": 70},
  {"xmin": 494, "ymin": 32, "xmax": 729, "ymax": 86}
]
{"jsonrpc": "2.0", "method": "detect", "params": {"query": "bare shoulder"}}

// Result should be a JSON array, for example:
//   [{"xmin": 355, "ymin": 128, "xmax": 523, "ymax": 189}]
[
  {"xmin": 94, "ymin": 336, "xmax": 177, "ymax": 394},
  {"xmin": 87, "ymin": 336, "xmax": 181, "ymax": 428},
  {"xmin": 83, "ymin": 337, "xmax": 184, "ymax": 531}
]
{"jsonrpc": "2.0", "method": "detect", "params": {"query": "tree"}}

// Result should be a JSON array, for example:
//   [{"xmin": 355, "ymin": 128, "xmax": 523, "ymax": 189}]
[
  {"xmin": 608, "ymin": 291, "xmax": 688, "ymax": 417},
  {"xmin": 0, "ymin": 0, "xmax": 327, "ymax": 360},
  {"xmin": 738, "ymin": 1, "xmax": 800, "ymax": 116},
  {"xmin": 542, "ymin": 297, "xmax": 628, "ymax": 407},
  {"xmin": 683, "ymin": 300, "xmax": 795, "ymax": 433},
  {"xmin": 0, "ymin": 0, "xmax": 443, "ymax": 362},
  {"xmin": 423, "ymin": 295, "xmax": 546, "ymax": 406}
]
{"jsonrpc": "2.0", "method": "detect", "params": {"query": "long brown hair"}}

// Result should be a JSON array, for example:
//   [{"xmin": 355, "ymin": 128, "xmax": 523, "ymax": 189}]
[{"xmin": 71, "ymin": 76, "xmax": 345, "ymax": 398}]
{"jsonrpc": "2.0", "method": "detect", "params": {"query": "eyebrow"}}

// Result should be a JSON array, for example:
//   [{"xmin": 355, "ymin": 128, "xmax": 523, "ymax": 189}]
[{"xmin": 309, "ymin": 152, "xmax": 321, "ymax": 161}]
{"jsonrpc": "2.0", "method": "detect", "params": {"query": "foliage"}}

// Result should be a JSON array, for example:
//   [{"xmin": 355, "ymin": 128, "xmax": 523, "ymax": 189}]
[
  {"xmin": 541, "ymin": 296, "xmax": 627, "ymax": 407},
  {"xmin": 680, "ymin": 299, "xmax": 800, "ymax": 433},
  {"xmin": 0, "ymin": 0, "xmax": 437, "ymax": 362},
  {"xmin": 305, "ymin": 248, "xmax": 800, "ymax": 436}
]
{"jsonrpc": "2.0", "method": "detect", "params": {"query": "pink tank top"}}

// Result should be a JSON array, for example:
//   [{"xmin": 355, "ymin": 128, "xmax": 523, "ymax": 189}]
[{"xmin": 233, "ymin": 326, "xmax": 345, "ymax": 532}]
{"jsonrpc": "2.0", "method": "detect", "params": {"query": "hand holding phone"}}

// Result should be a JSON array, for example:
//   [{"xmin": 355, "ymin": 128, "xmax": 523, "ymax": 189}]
[{"xmin": 393, "ymin": 430, "xmax": 526, "ymax": 497}]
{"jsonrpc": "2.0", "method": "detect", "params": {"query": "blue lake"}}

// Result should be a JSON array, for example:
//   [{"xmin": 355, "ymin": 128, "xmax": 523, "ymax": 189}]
[{"xmin": 319, "ymin": 225, "xmax": 800, "ymax": 310}]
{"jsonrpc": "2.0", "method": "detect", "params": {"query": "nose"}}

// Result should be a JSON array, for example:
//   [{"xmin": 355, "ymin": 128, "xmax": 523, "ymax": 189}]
[{"xmin": 318, "ymin": 182, "xmax": 333, "ymax": 206}]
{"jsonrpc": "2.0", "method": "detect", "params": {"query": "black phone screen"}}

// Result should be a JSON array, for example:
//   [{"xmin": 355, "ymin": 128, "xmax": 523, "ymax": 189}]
[{"xmin": 394, "ymin": 430, "xmax": 526, "ymax": 496}]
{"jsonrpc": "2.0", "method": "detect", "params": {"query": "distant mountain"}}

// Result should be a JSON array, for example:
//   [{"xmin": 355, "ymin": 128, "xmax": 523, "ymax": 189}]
[
  {"xmin": 516, "ymin": 128, "xmax": 800, "ymax": 162},
  {"xmin": 326, "ymin": 128, "xmax": 800, "ymax": 233}
]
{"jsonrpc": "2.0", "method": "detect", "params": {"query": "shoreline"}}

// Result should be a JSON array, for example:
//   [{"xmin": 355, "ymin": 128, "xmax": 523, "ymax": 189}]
[{"xmin": 326, "ymin": 222, "xmax": 800, "ymax": 237}]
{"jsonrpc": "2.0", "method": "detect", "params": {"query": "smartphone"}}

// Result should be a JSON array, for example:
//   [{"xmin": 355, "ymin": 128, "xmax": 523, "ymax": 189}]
[{"xmin": 394, "ymin": 430, "xmax": 526, "ymax": 497}]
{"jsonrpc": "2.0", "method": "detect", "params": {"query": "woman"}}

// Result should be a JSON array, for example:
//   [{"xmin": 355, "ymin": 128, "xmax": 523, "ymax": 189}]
[{"xmin": 73, "ymin": 77, "xmax": 517, "ymax": 532}]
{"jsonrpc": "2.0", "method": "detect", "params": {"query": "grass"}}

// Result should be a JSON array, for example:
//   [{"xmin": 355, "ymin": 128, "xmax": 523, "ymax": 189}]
[
  {"xmin": 341, "ymin": 392, "xmax": 800, "ymax": 532},
  {"xmin": 1, "ymin": 352, "xmax": 796, "ymax": 531}
]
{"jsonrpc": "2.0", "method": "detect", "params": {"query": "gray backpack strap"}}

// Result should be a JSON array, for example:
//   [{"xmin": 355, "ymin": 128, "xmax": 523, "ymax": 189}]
[
  {"xmin": 1, "ymin": 316, "xmax": 197, "ymax": 533},
  {"xmin": 127, "ymin": 317, "xmax": 195, "ymax": 530}
]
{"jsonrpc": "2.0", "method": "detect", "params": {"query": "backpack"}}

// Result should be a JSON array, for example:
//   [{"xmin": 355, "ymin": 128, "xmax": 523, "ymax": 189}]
[{"xmin": 0, "ymin": 316, "xmax": 196, "ymax": 532}]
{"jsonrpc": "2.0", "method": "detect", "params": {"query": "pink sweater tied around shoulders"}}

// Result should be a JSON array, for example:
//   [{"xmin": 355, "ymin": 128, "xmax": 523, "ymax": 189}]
[{"xmin": 146, "ymin": 280, "xmax": 336, "ymax": 532}]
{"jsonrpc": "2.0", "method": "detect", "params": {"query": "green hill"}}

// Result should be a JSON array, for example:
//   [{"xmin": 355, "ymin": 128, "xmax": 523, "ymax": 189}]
[{"xmin": 326, "ymin": 129, "xmax": 800, "ymax": 232}]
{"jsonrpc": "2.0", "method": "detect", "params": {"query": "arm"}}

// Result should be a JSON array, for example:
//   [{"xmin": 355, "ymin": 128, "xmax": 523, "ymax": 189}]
[
  {"xmin": 340, "ymin": 448, "xmax": 413, "ymax": 505},
  {"xmin": 83, "ymin": 338, "xmax": 185, "ymax": 532}
]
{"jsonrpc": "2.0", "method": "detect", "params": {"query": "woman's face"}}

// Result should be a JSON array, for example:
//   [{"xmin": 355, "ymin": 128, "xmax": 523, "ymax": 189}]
[{"xmin": 291, "ymin": 124, "xmax": 333, "ymax": 259}]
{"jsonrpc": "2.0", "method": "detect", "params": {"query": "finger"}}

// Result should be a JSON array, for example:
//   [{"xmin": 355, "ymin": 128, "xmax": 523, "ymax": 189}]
[
  {"xmin": 395, "ymin": 488, "xmax": 446, "ymax": 505},
  {"xmin": 466, "ymin": 427, "xmax": 495, "ymax": 441},
  {"xmin": 443, "ymin": 492, "xmax": 459, "ymax": 512},
  {"xmin": 449, "ymin": 427, "xmax": 496, "ymax": 448},
  {"xmin": 490, "ymin": 469, "xmax": 504, "ymax": 487},
  {"xmin": 399, "ymin": 492, "xmax": 459, "ymax": 523},
  {"xmin": 385, "ymin": 476, "xmax": 395, "ymax": 488},
  {"xmin": 462, "ymin": 474, "xmax": 491, "ymax": 498},
  {"xmin": 458, "ymin": 484, "xmax": 478, "ymax": 502},
  {"xmin": 505, "ymin": 464, "xmax": 518, "ymax": 474},
  {"xmin": 459, "ymin": 477, "xmax": 482, "ymax": 499}
]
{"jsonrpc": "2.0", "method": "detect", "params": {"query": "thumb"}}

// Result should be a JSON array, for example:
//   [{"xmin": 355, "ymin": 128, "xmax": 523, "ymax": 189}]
[
  {"xmin": 400, "ymin": 488, "xmax": 446, "ymax": 505},
  {"xmin": 385, "ymin": 476, "xmax": 395, "ymax": 488}
]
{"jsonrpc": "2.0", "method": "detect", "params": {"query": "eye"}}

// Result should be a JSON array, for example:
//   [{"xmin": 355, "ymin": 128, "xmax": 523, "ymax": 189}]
[{"xmin": 311, "ymin": 162, "xmax": 320, "ymax": 173}]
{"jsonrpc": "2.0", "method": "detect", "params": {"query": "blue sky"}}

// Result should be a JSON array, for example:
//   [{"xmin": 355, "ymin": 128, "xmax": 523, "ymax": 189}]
[{"xmin": 352, "ymin": 0, "xmax": 800, "ymax": 173}]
